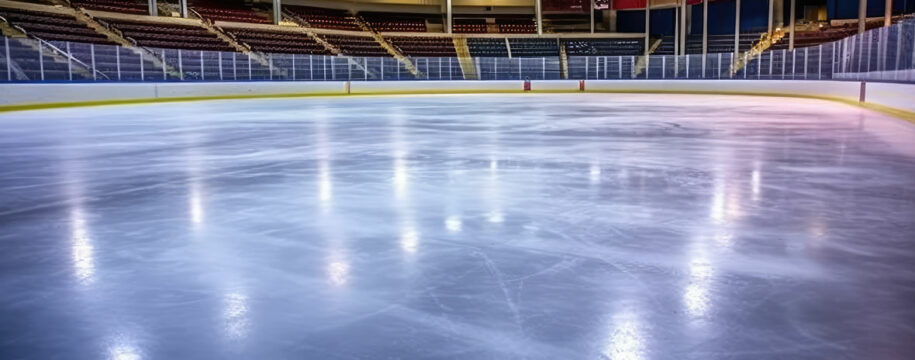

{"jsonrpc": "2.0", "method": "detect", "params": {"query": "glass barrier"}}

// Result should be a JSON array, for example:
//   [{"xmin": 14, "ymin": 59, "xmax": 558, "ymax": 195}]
[{"xmin": 1, "ymin": 19, "xmax": 913, "ymax": 83}]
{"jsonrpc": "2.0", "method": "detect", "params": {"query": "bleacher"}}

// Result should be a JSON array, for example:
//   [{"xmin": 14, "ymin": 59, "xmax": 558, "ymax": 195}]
[
  {"xmin": 192, "ymin": 5, "xmax": 271, "ymax": 24},
  {"xmin": 71, "ymin": 0, "xmax": 148, "ymax": 15},
  {"xmin": 453, "ymin": 19, "xmax": 487, "ymax": 34},
  {"xmin": 497, "ymin": 18, "xmax": 537, "ymax": 34},
  {"xmin": 286, "ymin": 5, "xmax": 360, "ymax": 31},
  {"xmin": 564, "ymin": 38, "xmax": 643, "ymax": 56},
  {"xmin": 225, "ymin": 28, "xmax": 328, "ymax": 55},
  {"xmin": 468, "ymin": 38, "xmax": 508, "ymax": 57},
  {"xmin": 99, "ymin": 17, "xmax": 234, "ymax": 51},
  {"xmin": 0, "ymin": 7, "xmax": 112, "ymax": 44},
  {"xmin": 361, "ymin": 12, "xmax": 426, "ymax": 32},
  {"xmin": 322, "ymin": 34, "xmax": 387, "ymax": 56},
  {"xmin": 508, "ymin": 38, "xmax": 558, "ymax": 57},
  {"xmin": 390, "ymin": 36, "xmax": 454, "ymax": 57}
]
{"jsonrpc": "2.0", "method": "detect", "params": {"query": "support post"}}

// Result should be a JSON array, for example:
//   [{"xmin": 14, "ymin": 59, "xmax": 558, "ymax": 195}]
[
  {"xmin": 91, "ymin": 44, "xmax": 96, "ymax": 81},
  {"xmin": 735, "ymin": 0, "xmax": 741, "ymax": 56},
  {"xmin": 645, "ymin": 0, "xmax": 650, "ymax": 57},
  {"xmin": 180, "ymin": 0, "xmax": 187, "ymax": 18},
  {"xmin": 273, "ymin": 0, "xmax": 281, "ymax": 25},
  {"xmin": 681, "ymin": 0, "xmax": 687, "ymax": 56},
  {"xmin": 66, "ymin": 42, "xmax": 72, "ymax": 81},
  {"xmin": 703, "ymin": 0, "xmax": 708, "ymax": 74},
  {"xmin": 590, "ymin": 0, "xmax": 595, "ymax": 34},
  {"xmin": 148, "ymin": 0, "xmax": 157, "ymax": 17},
  {"xmin": 885, "ymin": 0, "xmax": 892, "ymax": 27},
  {"xmin": 859, "ymin": 0, "xmax": 867, "ymax": 34},
  {"xmin": 535, "ymin": 0, "xmax": 543, "ymax": 35},
  {"xmin": 5, "ymin": 37, "xmax": 11, "ymax": 81},
  {"xmin": 789, "ymin": 0, "xmax": 796, "ymax": 50},
  {"xmin": 116, "ymin": 48, "xmax": 121, "ymax": 80},
  {"xmin": 674, "ymin": 6, "xmax": 679, "ymax": 57},
  {"xmin": 140, "ymin": 51, "xmax": 144, "ymax": 81},
  {"xmin": 446, "ymin": 0, "xmax": 453, "ymax": 34},
  {"xmin": 38, "ymin": 42, "xmax": 44, "ymax": 81},
  {"xmin": 768, "ymin": 0, "xmax": 774, "ymax": 34}
]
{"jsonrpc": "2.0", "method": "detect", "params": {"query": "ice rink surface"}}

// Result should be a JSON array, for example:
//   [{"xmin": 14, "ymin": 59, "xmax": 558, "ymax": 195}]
[{"xmin": 1, "ymin": 93, "xmax": 915, "ymax": 359}]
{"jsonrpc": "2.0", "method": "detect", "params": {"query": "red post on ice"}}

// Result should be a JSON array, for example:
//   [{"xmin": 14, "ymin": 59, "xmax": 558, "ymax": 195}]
[
  {"xmin": 859, "ymin": 81, "xmax": 866, "ymax": 103},
  {"xmin": 579, "ymin": 80, "xmax": 585, "ymax": 92},
  {"xmin": 523, "ymin": 79, "xmax": 531, "ymax": 92}
]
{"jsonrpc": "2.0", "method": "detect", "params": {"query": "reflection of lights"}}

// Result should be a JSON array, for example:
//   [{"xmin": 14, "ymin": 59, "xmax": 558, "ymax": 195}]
[
  {"xmin": 590, "ymin": 163, "xmax": 602, "ymax": 184},
  {"xmin": 108, "ymin": 344, "xmax": 141, "ymax": 360},
  {"xmin": 327, "ymin": 261, "xmax": 350, "ymax": 286},
  {"xmin": 400, "ymin": 227, "xmax": 419, "ymax": 253},
  {"xmin": 393, "ymin": 155, "xmax": 409, "ymax": 197},
  {"xmin": 318, "ymin": 160, "xmax": 333, "ymax": 206},
  {"xmin": 710, "ymin": 185, "xmax": 725, "ymax": 222},
  {"xmin": 603, "ymin": 318, "xmax": 645, "ymax": 360},
  {"xmin": 751, "ymin": 169, "xmax": 761, "ymax": 201},
  {"xmin": 71, "ymin": 207, "xmax": 94, "ymax": 284},
  {"xmin": 445, "ymin": 216, "xmax": 462, "ymax": 232},
  {"xmin": 223, "ymin": 292, "xmax": 249, "ymax": 340},
  {"xmin": 487, "ymin": 210, "xmax": 504, "ymax": 223},
  {"xmin": 683, "ymin": 259, "xmax": 713, "ymax": 318},
  {"xmin": 490, "ymin": 159, "xmax": 498, "ymax": 172},
  {"xmin": 190, "ymin": 184, "xmax": 204, "ymax": 226}
]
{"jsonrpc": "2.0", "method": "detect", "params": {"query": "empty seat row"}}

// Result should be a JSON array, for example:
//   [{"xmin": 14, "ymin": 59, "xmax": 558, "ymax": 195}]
[
  {"xmin": 389, "ymin": 36, "xmax": 454, "ymax": 57},
  {"xmin": 0, "ymin": 7, "xmax": 113, "ymax": 44},
  {"xmin": 226, "ymin": 28, "xmax": 329, "ymax": 55},
  {"xmin": 193, "ymin": 6, "xmax": 271, "ymax": 24},
  {"xmin": 508, "ymin": 38, "xmax": 558, "ymax": 57},
  {"xmin": 497, "ymin": 18, "xmax": 537, "ymax": 34},
  {"xmin": 361, "ymin": 12, "xmax": 426, "ymax": 32},
  {"xmin": 322, "ymin": 35, "xmax": 388, "ymax": 57},
  {"xmin": 100, "ymin": 18, "xmax": 234, "ymax": 52},
  {"xmin": 71, "ymin": 0, "xmax": 148, "ymax": 15},
  {"xmin": 286, "ymin": 5, "xmax": 361, "ymax": 31},
  {"xmin": 453, "ymin": 19, "xmax": 487, "ymax": 34},
  {"xmin": 565, "ymin": 39, "xmax": 643, "ymax": 56},
  {"xmin": 468, "ymin": 38, "xmax": 508, "ymax": 57}
]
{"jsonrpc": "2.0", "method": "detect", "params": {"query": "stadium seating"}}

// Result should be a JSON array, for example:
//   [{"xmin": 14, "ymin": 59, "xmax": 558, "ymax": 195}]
[
  {"xmin": 361, "ymin": 12, "xmax": 426, "ymax": 32},
  {"xmin": 100, "ymin": 18, "xmax": 234, "ymax": 51},
  {"xmin": 226, "ymin": 28, "xmax": 329, "ymax": 55},
  {"xmin": 564, "ymin": 38, "xmax": 643, "ymax": 56},
  {"xmin": 192, "ymin": 5, "xmax": 271, "ymax": 24},
  {"xmin": 508, "ymin": 38, "xmax": 558, "ymax": 57},
  {"xmin": 286, "ymin": 6, "xmax": 361, "ymax": 31},
  {"xmin": 497, "ymin": 18, "xmax": 537, "ymax": 34},
  {"xmin": 71, "ymin": 0, "xmax": 149, "ymax": 15},
  {"xmin": 389, "ymin": 36, "xmax": 455, "ymax": 57},
  {"xmin": 453, "ymin": 19, "xmax": 487, "ymax": 33},
  {"xmin": 0, "ymin": 8, "xmax": 113, "ymax": 44},
  {"xmin": 322, "ymin": 34, "xmax": 388, "ymax": 56},
  {"xmin": 468, "ymin": 38, "xmax": 508, "ymax": 57}
]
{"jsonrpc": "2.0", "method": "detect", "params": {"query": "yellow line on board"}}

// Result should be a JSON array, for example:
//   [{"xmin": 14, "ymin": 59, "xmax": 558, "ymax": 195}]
[{"xmin": 0, "ymin": 88, "xmax": 913, "ymax": 123}]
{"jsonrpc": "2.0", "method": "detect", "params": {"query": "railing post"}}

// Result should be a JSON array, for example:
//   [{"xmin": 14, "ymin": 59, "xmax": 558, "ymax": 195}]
[
  {"xmin": 364, "ymin": 58, "xmax": 368, "ymax": 81},
  {"xmin": 116, "ymin": 47, "xmax": 121, "ymax": 81},
  {"xmin": 4, "ymin": 37, "xmax": 11, "ymax": 81},
  {"xmin": 140, "ymin": 51, "xmax": 144, "ymax": 81},
  {"xmin": 757, "ymin": 54, "xmax": 761, "ymax": 79},
  {"xmin": 717, "ymin": 53, "xmax": 721, "ymax": 79},
  {"xmin": 818, "ymin": 44, "xmax": 822, "ymax": 79},
  {"xmin": 233, "ymin": 53, "xmax": 237, "ymax": 80},
  {"xmin": 200, "ymin": 51, "xmax": 205, "ymax": 81},
  {"xmin": 804, "ymin": 47, "xmax": 808, "ymax": 79},
  {"xmin": 269, "ymin": 54, "xmax": 273, "ymax": 80},
  {"xmin": 66, "ymin": 42, "xmax": 72, "ymax": 81},
  {"xmin": 380, "ymin": 58, "xmax": 384, "ymax": 80},
  {"xmin": 832, "ymin": 42, "xmax": 837, "ymax": 78},
  {"xmin": 769, "ymin": 51, "xmax": 773, "ymax": 78},
  {"xmin": 542, "ymin": 57, "xmax": 546, "ymax": 79},
  {"xmin": 248, "ymin": 54, "xmax": 252, "ymax": 80},
  {"xmin": 38, "ymin": 42, "xmax": 44, "ymax": 81},
  {"xmin": 687, "ymin": 55, "xmax": 690, "ymax": 79},
  {"xmin": 309, "ymin": 55, "xmax": 314, "ymax": 80},
  {"xmin": 162, "ymin": 50, "xmax": 166, "ymax": 81},
  {"xmin": 324, "ymin": 56, "xmax": 328, "ymax": 81},
  {"xmin": 518, "ymin": 58, "xmax": 522, "ymax": 80},
  {"xmin": 177, "ymin": 49, "xmax": 182, "ymax": 81},
  {"xmin": 662, "ymin": 56, "xmax": 666, "ymax": 79},
  {"xmin": 218, "ymin": 52, "xmax": 223, "ymax": 80},
  {"xmin": 782, "ymin": 49, "xmax": 786, "ymax": 79},
  {"xmin": 292, "ymin": 54, "xmax": 296, "ymax": 80}
]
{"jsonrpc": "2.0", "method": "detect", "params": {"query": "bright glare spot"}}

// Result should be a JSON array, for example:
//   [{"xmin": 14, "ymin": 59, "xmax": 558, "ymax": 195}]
[
  {"xmin": 223, "ymin": 292, "xmax": 249, "ymax": 340},
  {"xmin": 445, "ymin": 216, "xmax": 462, "ymax": 232},
  {"xmin": 71, "ymin": 207, "xmax": 94, "ymax": 284},
  {"xmin": 603, "ymin": 319, "xmax": 645, "ymax": 360},
  {"xmin": 108, "ymin": 345, "xmax": 141, "ymax": 360},
  {"xmin": 400, "ymin": 227, "xmax": 419, "ymax": 253},
  {"xmin": 487, "ymin": 210, "xmax": 504, "ymax": 223},
  {"xmin": 327, "ymin": 261, "xmax": 350, "ymax": 286},
  {"xmin": 590, "ymin": 163, "xmax": 602, "ymax": 184}
]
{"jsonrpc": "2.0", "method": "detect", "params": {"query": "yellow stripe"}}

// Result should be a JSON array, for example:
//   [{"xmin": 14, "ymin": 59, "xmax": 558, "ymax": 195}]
[{"xmin": 1, "ymin": 87, "xmax": 913, "ymax": 123}]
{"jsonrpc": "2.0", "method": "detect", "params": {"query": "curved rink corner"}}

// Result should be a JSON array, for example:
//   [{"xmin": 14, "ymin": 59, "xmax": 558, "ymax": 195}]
[{"xmin": 1, "ymin": 93, "xmax": 914, "ymax": 359}]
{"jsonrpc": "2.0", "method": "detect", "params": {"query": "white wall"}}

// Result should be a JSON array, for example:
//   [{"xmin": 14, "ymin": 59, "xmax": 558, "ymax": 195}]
[{"xmin": 1, "ymin": 80, "xmax": 912, "ymax": 120}]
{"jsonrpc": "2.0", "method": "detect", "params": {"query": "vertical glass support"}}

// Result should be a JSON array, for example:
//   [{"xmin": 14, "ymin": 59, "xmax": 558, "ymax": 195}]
[
  {"xmin": 66, "ymin": 42, "xmax": 72, "ymax": 81},
  {"xmin": 248, "ymin": 55, "xmax": 252, "ymax": 80},
  {"xmin": 218, "ymin": 52, "xmax": 223, "ymax": 80},
  {"xmin": 687, "ymin": 55, "xmax": 690, "ymax": 79},
  {"xmin": 804, "ymin": 48, "xmax": 808, "ymax": 79},
  {"xmin": 717, "ymin": 53, "xmax": 721, "ymax": 79},
  {"xmin": 140, "ymin": 51, "xmax": 144, "ymax": 81},
  {"xmin": 542, "ymin": 57, "xmax": 546, "ymax": 80},
  {"xmin": 364, "ymin": 58, "xmax": 368, "ymax": 81},
  {"xmin": 161, "ymin": 50, "xmax": 166, "ymax": 81},
  {"xmin": 291, "ymin": 54, "xmax": 296, "ymax": 81},
  {"xmin": 116, "ymin": 47, "xmax": 121, "ymax": 81},
  {"xmin": 832, "ymin": 42, "xmax": 837, "ymax": 77},
  {"xmin": 380, "ymin": 58, "xmax": 385, "ymax": 80},
  {"xmin": 177, "ymin": 49, "xmax": 183, "ymax": 81},
  {"xmin": 309, "ymin": 55, "xmax": 314, "ymax": 80},
  {"xmin": 585, "ymin": 57, "xmax": 589, "ymax": 80},
  {"xmin": 449, "ymin": 57, "xmax": 453, "ymax": 80},
  {"xmin": 269, "ymin": 54, "xmax": 273, "ymax": 80},
  {"xmin": 518, "ymin": 58, "xmax": 522, "ymax": 80},
  {"xmin": 4, "ymin": 37, "xmax": 10, "ymax": 81},
  {"xmin": 200, "ymin": 51, "xmax": 205, "ymax": 81},
  {"xmin": 818, "ymin": 44, "xmax": 822, "ymax": 79},
  {"xmin": 662, "ymin": 56, "xmax": 666, "ymax": 79},
  {"xmin": 39, "ymin": 42, "xmax": 44, "ymax": 81},
  {"xmin": 619, "ymin": 58, "xmax": 623, "ymax": 79},
  {"xmin": 769, "ymin": 51, "xmax": 774, "ymax": 78}
]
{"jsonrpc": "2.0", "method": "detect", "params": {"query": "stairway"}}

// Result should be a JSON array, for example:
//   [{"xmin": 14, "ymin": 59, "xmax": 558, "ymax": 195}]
[
  {"xmin": 452, "ymin": 37, "xmax": 476, "ymax": 80},
  {"xmin": 730, "ymin": 29, "xmax": 786, "ymax": 77},
  {"xmin": 353, "ymin": 15, "xmax": 420, "ymax": 78},
  {"xmin": 283, "ymin": 10, "xmax": 378, "ymax": 80},
  {"xmin": 633, "ymin": 38, "xmax": 662, "ymax": 78}
]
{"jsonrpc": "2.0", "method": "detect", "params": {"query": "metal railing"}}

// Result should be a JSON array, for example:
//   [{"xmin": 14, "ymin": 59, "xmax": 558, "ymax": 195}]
[{"xmin": 1, "ymin": 18, "xmax": 913, "ymax": 83}]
